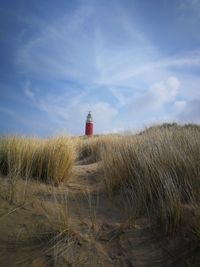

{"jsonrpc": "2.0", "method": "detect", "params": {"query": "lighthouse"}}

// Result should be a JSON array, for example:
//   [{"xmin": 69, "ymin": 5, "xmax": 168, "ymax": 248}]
[{"xmin": 85, "ymin": 111, "xmax": 93, "ymax": 136}]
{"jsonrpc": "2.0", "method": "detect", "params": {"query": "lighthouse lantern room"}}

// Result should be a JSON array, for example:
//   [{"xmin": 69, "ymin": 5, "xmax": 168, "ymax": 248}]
[{"xmin": 85, "ymin": 111, "xmax": 93, "ymax": 136}]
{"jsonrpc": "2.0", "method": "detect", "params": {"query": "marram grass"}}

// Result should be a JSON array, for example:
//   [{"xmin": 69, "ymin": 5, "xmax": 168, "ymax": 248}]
[
  {"xmin": 0, "ymin": 136, "xmax": 75, "ymax": 184},
  {"xmin": 1, "ymin": 124, "xmax": 200, "ymax": 235},
  {"xmin": 74, "ymin": 134, "xmax": 124, "ymax": 163},
  {"xmin": 101, "ymin": 124, "xmax": 200, "ymax": 234}
]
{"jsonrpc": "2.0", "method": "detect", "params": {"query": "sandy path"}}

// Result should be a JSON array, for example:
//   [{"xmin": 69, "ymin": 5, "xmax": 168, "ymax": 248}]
[
  {"xmin": 63, "ymin": 161, "xmax": 168, "ymax": 267},
  {"xmin": 0, "ymin": 161, "xmax": 173, "ymax": 267}
]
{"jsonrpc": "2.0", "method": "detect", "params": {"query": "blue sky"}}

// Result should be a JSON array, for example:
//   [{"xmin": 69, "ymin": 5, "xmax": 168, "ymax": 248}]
[{"xmin": 0, "ymin": 0, "xmax": 200, "ymax": 136}]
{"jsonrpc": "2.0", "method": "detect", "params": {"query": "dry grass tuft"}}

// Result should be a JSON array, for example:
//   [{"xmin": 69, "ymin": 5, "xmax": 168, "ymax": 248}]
[
  {"xmin": 74, "ymin": 134, "xmax": 125, "ymax": 165},
  {"xmin": 101, "ymin": 124, "xmax": 200, "ymax": 234},
  {"xmin": 0, "ymin": 136, "xmax": 75, "ymax": 184}
]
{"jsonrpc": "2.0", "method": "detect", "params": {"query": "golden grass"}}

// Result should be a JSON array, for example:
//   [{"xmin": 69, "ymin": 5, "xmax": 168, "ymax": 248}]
[
  {"xmin": 1, "ymin": 124, "xmax": 200, "ymax": 235},
  {"xmin": 1, "ymin": 125, "xmax": 200, "ymax": 265},
  {"xmin": 101, "ymin": 124, "xmax": 200, "ymax": 234},
  {"xmin": 74, "ymin": 134, "xmax": 122, "ymax": 163},
  {"xmin": 0, "ymin": 136, "xmax": 75, "ymax": 184}
]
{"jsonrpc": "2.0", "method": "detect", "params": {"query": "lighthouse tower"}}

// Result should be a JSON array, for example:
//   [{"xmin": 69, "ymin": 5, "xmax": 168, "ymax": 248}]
[{"xmin": 85, "ymin": 111, "xmax": 93, "ymax": 136}]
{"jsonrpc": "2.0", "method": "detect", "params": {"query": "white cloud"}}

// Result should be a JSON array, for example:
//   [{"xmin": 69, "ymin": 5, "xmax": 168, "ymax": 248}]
[
  {"xmin": 11, "ymin": 0, "xmax": 200, "ymax": 134},
  {"xmin": 173, "ymin": 100, "xmax": 187, "ymax": 113},
  {"xmin": 16, "ymin": 0, "xmax": 200, "ymax": 91},
  {"xmin": 99, "ymin": 53, "xmax": 200, "ymax": 86},
  {"xmin": 24, "ymin": 81, "xmax": 35, "ymax": 100},
  {"xmin": 109, "ymin": 87, "xmax": 130, "ymax": 106},
  {"xmin": 126, "ymin": 76, "xmax": 181, "ymax": 113},
  {"xmin": 151, "ymin": 76, "xmax": 180, "ymax": 103},
  {"xmin": 175, "ymin": 99, "xmax": 200, "ymax": 123}
]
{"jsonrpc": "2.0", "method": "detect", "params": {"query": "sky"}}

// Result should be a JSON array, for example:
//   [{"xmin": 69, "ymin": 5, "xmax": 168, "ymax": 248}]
[{"xmin": 0, "ymin": 0, "xmax": 200, "ymax": 136}]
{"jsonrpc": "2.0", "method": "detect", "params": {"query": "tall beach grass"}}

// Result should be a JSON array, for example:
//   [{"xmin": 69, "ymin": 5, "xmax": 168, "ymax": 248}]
[
  {"xmin": 101, "ymin": 124, "xmax": 200, "ymax": 233},
  {"xmin": 0, "ymin": 136, "xmax": 75, "ymax": 184},
  {"xmin": 74, "ymin": 134, "xmax": 122, "ymax": 163}
]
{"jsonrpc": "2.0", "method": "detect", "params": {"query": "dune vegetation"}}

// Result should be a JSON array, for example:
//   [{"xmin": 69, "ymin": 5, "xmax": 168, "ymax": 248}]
[
  {"xmin": 101, "ymin": 124, "xmax": 200, "ymax": 234},
  {"xmin": 0, "ymin": 136, "xmax": 75, "ymax": 184},
  {"xmin": 0, "ymin": 123, "xmax": 200, "ymax": 266},
  {"xmin": 74, "ymin": 134, "xmax": 121, "ymax": 163}
]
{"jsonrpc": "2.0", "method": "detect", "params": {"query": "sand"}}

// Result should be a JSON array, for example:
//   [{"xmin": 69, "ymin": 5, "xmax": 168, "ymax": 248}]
[{"xmin": 0, "ymin": 159, "xmax": 186, "ymax": 267}]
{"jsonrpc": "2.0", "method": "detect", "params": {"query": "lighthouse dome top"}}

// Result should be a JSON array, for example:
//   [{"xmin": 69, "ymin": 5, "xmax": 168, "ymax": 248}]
[{"xmin": 86, "ymin": 111, "xmax": 93, "ymax": 123}]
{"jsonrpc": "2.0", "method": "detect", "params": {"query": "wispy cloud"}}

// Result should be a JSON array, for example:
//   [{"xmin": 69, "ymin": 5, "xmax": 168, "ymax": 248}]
[
  {"xmin": 25, "ymin": 88, "xmax": 118, "ymax": 134},
  {"xmin": 125, "ymin": 76, "xmax": 181, "ymax": 113},
  {"xmin": 0, "ymin": 104, "xmax": 52, "ymax": 135},
  {"xmin": 24, "ymin": 81, "xmax": 35, "ymax": 100},
  {"xmin": 16, "ymin": 0, "xmax": 200, "ymax": 87},
  {"xmin": 175, "ymin": 99, "xmax": 200, "ymax": 123},
  {"xmin": 0, "ymin": 106, "xmax": 17, "ymax": 117},
  {"xmin": 1, "ymin": 0, "xmax": 200, "ymax": 135}
]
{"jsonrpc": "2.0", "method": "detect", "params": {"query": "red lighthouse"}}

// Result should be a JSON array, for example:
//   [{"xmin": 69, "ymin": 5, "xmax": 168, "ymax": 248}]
[{"xmin": 85, "ymin": 111, "xmax": 93, "ymax": 136}]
